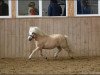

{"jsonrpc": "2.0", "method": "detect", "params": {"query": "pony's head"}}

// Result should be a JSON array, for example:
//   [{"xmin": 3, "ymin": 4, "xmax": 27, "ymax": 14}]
[{"xmin": 28, "ymin": 27, "xmax": 46, "ymax": 41}]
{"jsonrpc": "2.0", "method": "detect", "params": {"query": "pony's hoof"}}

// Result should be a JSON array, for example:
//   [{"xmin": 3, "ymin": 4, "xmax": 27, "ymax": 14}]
[
  {"xmin": 70, "ymin": 57, "xmax": 74, "ymax": 59},
  {"xmin": 45, "ymin": 57, "xmax": 47, "ymax": 59},
  {"xmin": 28, "ymin": 57, "xmax": 31, "ymax": 60},
  {"xmin": 1, "ymin": 58, "xmax": 5, "ymax": 59},
  {"xmin": 54, "ymin": 57, "xmax": 58, "ymax": 60},
  {"xmin": 28, "ymin": 58, "xmax": 31, "ymax": 60},
  {"xmin": 54, "ymin": 56, "xmax": 58, "ymax": 59}
]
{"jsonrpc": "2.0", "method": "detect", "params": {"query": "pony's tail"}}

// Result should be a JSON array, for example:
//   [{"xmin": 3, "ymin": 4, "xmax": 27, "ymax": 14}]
[
  {"xmin": 64, "ymin": 35, "xmax": 68, "ymax": 46},
  {"xmin": 64, "ymin": 35, "xmax": 73, "ymax": 59},
  {"xmin": 64, "ymin": 35, "xmax": 68, "ymax": 38},
  {"xmin": 64, "ymin": 35, "xmax": 70, "ymax": 48}
]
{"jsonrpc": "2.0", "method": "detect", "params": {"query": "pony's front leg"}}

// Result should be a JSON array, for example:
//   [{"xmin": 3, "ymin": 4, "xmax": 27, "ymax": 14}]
[{"xmin": 28, "ymin": 47, "xmax": 40, "ymax": 59}]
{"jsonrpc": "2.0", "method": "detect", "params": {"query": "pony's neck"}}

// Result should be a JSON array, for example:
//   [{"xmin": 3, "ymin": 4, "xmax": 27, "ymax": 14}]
[{"xmin": 34, "ymin": 34, "xmax": 47, "ymax": 41}]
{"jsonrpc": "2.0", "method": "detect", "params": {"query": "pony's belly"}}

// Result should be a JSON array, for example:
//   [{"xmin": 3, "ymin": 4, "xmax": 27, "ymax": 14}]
[
  {"xmin": 43, "ymin": 47, "xmax": 56, "ymax": 49},
  {"xmin": 43, "ymin": 44, "xmax": 57, "ymax": 49}
]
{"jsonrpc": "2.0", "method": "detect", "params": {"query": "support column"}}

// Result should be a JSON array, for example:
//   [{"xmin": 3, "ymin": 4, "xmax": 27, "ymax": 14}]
[
  {"xmin": 12, "ymin": 0, "xmax": 16, "ymax": 18},
  {"xmin": 68, "ymin": 0, "xmax": 74, "ymax": 17}
]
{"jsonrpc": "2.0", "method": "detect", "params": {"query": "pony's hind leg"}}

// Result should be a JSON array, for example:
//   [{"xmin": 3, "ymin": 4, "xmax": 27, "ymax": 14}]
[
  {"xmin": 40, "ymin": 49, "xmax": 47, "ymax": 59},
  {"xmin": 54, "ymin": 46, "xmax": 62, "ymax": 59},
  {"xmin": 64, "ymin": 47, "xmax": 74, "ymax": 59}
]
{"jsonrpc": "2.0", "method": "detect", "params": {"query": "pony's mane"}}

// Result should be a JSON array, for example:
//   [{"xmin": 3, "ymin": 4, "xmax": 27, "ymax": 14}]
[{"xmin": 30, "ymin": 27, "xmax": 47, "ymax": 36}]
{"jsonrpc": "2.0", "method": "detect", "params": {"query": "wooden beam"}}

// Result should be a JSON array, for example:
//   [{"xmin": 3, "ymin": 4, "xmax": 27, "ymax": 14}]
[
  {"xmin": 12, "ymin": 0, "xmax": 16, "ymax": 18},
  {"xmin": 68, "ymin": 0, "xmax": 74, "ymax": 17}
]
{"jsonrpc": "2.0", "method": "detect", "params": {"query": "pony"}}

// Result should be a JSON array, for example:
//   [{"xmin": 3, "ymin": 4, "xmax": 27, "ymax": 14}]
[{"xmin": 28, "ymin": 27, "xmax": 73, "ymax": 59}]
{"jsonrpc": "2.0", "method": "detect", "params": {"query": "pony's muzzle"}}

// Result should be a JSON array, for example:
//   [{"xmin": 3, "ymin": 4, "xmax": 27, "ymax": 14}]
[{"xmin": 28, "ymin": 36, "xmax": 33, "ymax": 41}]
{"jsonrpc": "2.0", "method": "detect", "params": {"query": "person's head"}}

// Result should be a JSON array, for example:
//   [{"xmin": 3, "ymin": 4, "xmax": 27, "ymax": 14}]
[
  {"xmin": 0, "ymin": 0, "xmax": 4, "ymax": 5},
  {"xmin": 82, "ymin": 0, "xmax": 89, "ymax": 7},
  {"xmin": 28, "ymin": 2, "xmax": 35, "ymax": 8},
  {"xmin": 50, "ymin": 0, "xmax": 58, "ymax": 4}
]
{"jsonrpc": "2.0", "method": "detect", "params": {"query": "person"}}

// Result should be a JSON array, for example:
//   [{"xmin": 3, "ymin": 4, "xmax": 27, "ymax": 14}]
[
  {"xmin": 77, "ymin": 0, "xmax": 91, "ymax": 14},
  {"xmin": 48, "ymin": 0, "xmax": 62, "ymax": 16},
  {"xmin": 82, "ymin": 0, "xmax": 91, "ymax": 14},
  {"xmin": 77, "ymin": 0, "xmax": 82, "ymax": 14},
  {"xmin": 28, "ymin": 1, "xmax": 39, "ymax": 15},
  {"xmin": 0, "ymin": 0, "xmax": 9, "ymax": 16}
]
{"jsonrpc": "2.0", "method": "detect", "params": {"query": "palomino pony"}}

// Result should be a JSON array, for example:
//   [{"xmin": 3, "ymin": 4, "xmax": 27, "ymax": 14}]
[{"xmin": 28, "ymin": 27, "xmax": 73, "ymax": 59}]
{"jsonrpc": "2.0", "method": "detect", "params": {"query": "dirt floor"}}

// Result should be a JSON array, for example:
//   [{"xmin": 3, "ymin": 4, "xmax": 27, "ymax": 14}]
[{"xmin": 0, "ymin": 57, "xmax": 100, "ymax": 74}]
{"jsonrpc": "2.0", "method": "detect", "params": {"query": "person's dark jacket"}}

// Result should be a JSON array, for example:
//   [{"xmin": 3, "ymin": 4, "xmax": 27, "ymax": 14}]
[
  {"xmin": 77, "ymin": 0, "xmax": 91, "ymax": 14},
  {"xmin": 0, "ymin": 2, "xmax": 9, "ymax": 16},
  {"xmin": 77, "ymin": 0, "xmax": 82, "ymax": 14},
  {"xmin": 48, "ymin": 3, "xmax": 62, "ymax": 16}
]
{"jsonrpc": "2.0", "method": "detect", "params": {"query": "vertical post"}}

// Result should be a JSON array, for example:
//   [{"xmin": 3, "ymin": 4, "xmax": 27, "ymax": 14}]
[
  {"xmin": 12, "ymin": 0, "xmax": 16, "ymax": 18},
  {"xmin": 68, "ymin": 0, "xmax": 74, "ymax": 17}
]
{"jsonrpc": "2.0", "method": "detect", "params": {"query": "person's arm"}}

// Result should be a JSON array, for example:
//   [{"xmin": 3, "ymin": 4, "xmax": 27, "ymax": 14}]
[
  {"xmin": 59, "ymin": 5, "xmax": 62, "ymax": 15},
  {"xmin": 2, "ymin": 3, "xmax": 9, "ymax": 16},
  {"xmin": 35, "ymin": 8, "xmax": 39, "ymax": 15},
  {"xmin": 6, "ymin": 5, "xmax": 9, "ymax": 15},
  {"xmin": 63, "ymin": 5, "xmax": 66, "ymax": 16},
  {"xmin": 5, "ymin": 3, "xmax": 9, "ymax": 15},
  {"xmin": 48, "ymin": 5, "xmax": 52, "ymax": 16}
]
